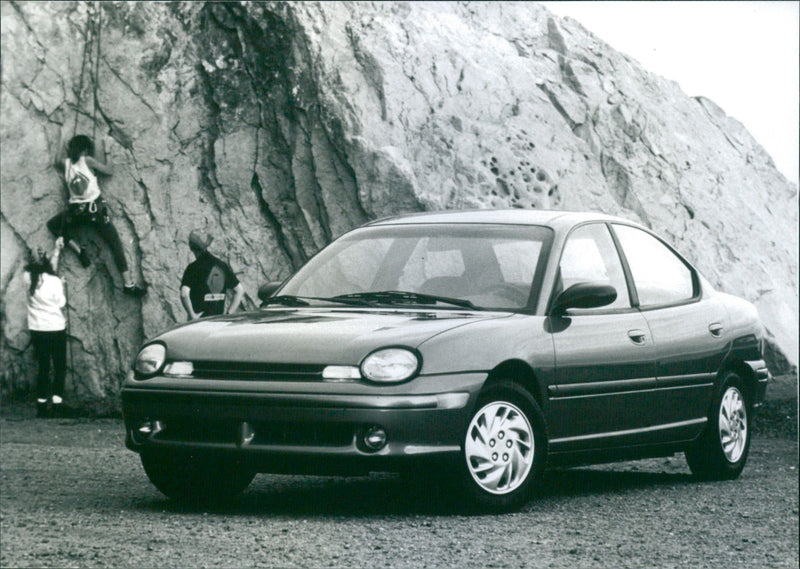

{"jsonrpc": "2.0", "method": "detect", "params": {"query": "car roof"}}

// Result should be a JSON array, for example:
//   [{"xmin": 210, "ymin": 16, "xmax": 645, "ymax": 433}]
[{"xmin": 366, "ymin": 209, "xmax": 634, "ymax": 230}]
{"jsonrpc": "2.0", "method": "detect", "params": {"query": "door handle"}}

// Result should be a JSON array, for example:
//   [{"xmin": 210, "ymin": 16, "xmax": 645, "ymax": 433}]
[
  {"xmin": 709, "ymin": 322, "xmax": 724, "ymax": 337},
  {"xmin": 628, "ymin": 329, "xmax": 647, "ymax": 345}
]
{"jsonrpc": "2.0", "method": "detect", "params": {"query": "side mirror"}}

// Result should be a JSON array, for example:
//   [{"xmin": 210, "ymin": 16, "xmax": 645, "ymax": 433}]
[
  {"xmin": 550, "ymin": 282, "xmax": 617, "ymax": 315},
  {"xmin": 258, "ymin": 281, "xmax": 283, "ymax": 304}
]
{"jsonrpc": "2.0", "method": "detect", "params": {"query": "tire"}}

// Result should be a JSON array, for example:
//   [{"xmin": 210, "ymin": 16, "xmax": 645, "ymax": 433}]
[
  {"xmin": 685, "ymin": 371, "xmax": 751, "ymax": 481},
  {"xmin": 140, "ymin": 449, "xmax": 255, "ymax": 504},
  {"xmin": 461, "ymin": 381, "xmax": 547, "ymax": 512}
]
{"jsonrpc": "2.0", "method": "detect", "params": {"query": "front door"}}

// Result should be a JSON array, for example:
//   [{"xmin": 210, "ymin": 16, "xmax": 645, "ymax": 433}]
[
  {"xmin": 546, "ymin": 223, "xmax": 659, "ymax": 452},
  {"xmin": 549, "ymin": 311, "xmax": 658, "ymax": 451}
]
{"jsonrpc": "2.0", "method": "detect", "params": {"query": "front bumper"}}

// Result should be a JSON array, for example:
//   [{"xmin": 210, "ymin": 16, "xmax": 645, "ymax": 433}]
[{"xmin": 121, "ymin": 373, "xmax": 485, "ymax": 474}]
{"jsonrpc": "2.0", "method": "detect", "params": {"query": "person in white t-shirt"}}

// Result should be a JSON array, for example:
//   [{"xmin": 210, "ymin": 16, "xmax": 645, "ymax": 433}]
[
  {"xmin": 24, "ymin": 240, "xmax": 68, "ymax": 418},
  {"xmin": 47, "ymin": 134, "xmax": 146, "ymax": 297}
]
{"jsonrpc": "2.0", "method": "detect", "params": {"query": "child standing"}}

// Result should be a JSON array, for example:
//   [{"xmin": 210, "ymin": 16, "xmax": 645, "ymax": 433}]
[
  {"xmin": 24, "ymin": 240, "xmax": 68, "ymax": 418},
  {"xmin": 47, "ymin": 134, "xmax": 146, "ymax": 296}
]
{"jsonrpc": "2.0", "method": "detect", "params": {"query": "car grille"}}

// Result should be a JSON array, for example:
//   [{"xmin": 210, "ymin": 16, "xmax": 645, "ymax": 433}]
[
  {"xmin": 190, "ymin": 361, "xmax": 326, "ymax": 381},
  {"xmin": 156, "ymin": 419, "xmax": 355, "ymax": 447}
]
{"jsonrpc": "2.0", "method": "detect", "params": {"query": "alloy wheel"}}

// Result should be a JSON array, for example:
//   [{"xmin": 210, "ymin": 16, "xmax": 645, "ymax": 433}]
[
  {"xmin": 718, "ymin": 386, "xmax": 748, "ymax": 463},
  {"xmin": 464, "ymin": 401, "xmax": 534, "ymax": 495}
]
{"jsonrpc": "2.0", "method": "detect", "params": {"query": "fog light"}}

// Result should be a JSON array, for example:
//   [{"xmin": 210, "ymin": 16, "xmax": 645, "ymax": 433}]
[
  {"xmin": 164, "ymin": 361, "xmax": 194, "ymax": 377},
  {"xmin": 322, "ymin": 365, "xmax": 361, "ymax": 381},
  {"xmin": 363, "ymin": 426, "xmax": 387, "ymax": 451},
  {"xmin": 138, "ymin": 420, "xmax": 164, "ymax": 437}
]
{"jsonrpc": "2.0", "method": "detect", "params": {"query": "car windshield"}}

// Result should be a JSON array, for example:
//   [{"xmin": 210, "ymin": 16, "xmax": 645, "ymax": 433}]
[{"xmin": 278, "ymin": 223, "xmax": 553, "ymax": 311}]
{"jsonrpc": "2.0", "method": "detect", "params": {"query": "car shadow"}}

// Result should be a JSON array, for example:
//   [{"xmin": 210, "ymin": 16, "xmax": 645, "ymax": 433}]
[
  {"xmin": 535, "ymin": 467, "xmax": 695, "ymax": 501},
  {"xmin": 138, "ymin": 464, "xmax": 697, "ymax": 517},
  {"xmin": 140, "ymin": 473, "xmax": 467, "ymax": 516}
]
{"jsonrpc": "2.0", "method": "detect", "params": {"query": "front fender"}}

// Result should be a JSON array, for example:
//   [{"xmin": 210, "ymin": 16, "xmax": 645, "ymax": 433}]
[{"xmin": 417, "ymin": 314, "xmax": 553, "ymax": 376}]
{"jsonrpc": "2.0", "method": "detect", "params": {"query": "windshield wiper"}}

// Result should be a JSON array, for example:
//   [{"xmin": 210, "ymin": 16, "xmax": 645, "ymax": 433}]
[
  {"xmin": 332, "ymin": 290, "xmax": 480, "ymax": 310},
  {"xmin": 263, "ymin": 291, "xmax": 479, "ymax": 309},
  {"xmin": 260, "ymin": 295, "xmax": 311, "ymax": 307},
  {"xmin": 261, "ymin": 294, "xmax": 372, "ymax": 307}
]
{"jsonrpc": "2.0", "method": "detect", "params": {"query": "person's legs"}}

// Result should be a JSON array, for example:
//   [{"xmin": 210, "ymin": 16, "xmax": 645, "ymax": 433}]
[
  {"xmin": 46, "ymin": 210, "xmax": 70, "ymax": 239},
  {"xmin": 49, "ymin": 329, "xmax": 69, "ymax": 417},
  {"xmin": 94, "ymin": 217, "xmax": 128, "ymax": 274},
  {"xmin": 93, "ymin": 208, "xmax": 146, "ymax": 296},
  {"xmin": 31, "ymin": 331, "xmax": 52, "ymax": 417},
  {"xmin": 47, "ymin": 210, "xmax": 90, "ymax": 267},
  {"xmin": 51, "ymin": 330, "xmax": 67, "ymax": 400}
]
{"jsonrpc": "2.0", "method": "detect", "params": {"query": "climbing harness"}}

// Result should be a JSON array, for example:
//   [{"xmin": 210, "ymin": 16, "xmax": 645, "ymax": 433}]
[{"xmin": 68, "ymin": 197, "xmax": 109, "ymax": 225}]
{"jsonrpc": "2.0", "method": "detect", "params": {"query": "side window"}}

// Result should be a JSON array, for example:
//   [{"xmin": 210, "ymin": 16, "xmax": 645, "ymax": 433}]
[
  {"xmin": 558, "ymin": 223, "xmax": 631, "ymax": 310},
  {"xmin": 613, "ymin": 224, "xmax": 694, "ymax": 306}
]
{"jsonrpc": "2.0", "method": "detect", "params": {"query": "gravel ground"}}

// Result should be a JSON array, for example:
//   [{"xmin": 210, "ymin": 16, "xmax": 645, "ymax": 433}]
[{"xmin": 0, "ymin": 404, "xmax": 797, "ymax": 569}]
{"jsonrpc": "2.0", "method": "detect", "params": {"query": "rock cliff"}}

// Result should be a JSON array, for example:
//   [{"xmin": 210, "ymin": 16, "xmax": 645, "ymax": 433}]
[{"xmin": 2, "ymin": 1, "xmax": 797, "ymax": 407}]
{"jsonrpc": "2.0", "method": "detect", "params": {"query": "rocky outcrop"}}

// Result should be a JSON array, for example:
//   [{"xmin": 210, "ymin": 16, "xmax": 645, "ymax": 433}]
[{"xmin": 1, "ymin": 2, "xmax": 796, "ymax": 406}]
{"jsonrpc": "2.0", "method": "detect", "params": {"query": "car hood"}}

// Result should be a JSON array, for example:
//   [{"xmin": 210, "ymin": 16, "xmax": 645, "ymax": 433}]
[{"xmin": 155, "ymin": 308, "xmax": 511, "ymax": 365}]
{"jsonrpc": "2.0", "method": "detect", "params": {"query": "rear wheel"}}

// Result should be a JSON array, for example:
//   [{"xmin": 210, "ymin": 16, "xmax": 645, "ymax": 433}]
[
  {"xmin": 461, "ymin": 381, "xmax": 547, "ymax": 512},
  {"xmin": 140, "ymin": 449, "xmax": 255, "ymax": 503},
  {"xmin": 685, "ymin": 372, "xmax": 751, "ymax": 480}
]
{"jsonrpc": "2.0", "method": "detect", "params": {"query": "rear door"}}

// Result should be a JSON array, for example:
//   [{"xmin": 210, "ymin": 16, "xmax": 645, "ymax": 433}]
[
  {"xmin": 548, "ymin": 223, "xmax": 658, "ymax": 452},
  {"xmin": 611, "ymin": 224, "xmax": 726, "ymax": 440}
]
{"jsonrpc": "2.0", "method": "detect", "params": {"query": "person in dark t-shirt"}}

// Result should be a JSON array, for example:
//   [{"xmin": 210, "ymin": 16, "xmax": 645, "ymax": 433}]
[{"xmin": 180, "ymin": 230, "xmax": 245, "ymax": 320}]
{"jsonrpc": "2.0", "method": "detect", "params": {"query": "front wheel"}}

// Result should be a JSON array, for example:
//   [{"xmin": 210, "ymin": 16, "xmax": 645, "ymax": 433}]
[
  {"xmin": 685, "ymin": 372, "xmax": 751, "ymax": 480},
  {"xmin": 140, "ymin": 449, "xmax": 255, "ymax": 504},
  {"xmin": 461, "ymin": 381, "xmax": 547, "ymax": 512}
]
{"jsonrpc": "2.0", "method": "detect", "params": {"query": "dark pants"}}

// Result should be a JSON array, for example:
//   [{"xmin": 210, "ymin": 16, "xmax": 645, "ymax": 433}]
[
  {"xmin": 47, "ymin": 199, "xmax": 128, "ymax": 273},
  {"xmin": 30, "ymin": 330, "xmax": 67, "ymax": 400}
]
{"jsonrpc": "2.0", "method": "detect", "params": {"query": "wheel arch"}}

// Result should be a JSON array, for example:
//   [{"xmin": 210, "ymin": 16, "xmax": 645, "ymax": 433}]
[
  {"xmin": 717, "ymin": 357, "xmax": 758, "ymax": 407},
  {"xmin": 482, "ymin": 359, "xmax": 547, "ymax": 410}
]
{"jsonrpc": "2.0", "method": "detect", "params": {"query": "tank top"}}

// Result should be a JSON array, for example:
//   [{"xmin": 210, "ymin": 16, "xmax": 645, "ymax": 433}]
[{"xmin": 64, "ymin": 157, "xmax": 101, "ymax": 204}]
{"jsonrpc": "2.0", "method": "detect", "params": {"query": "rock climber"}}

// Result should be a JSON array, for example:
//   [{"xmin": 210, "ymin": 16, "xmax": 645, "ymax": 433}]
[
  {"xmin": 180, "ymin": 230, "xmax": 245, "ymax": 320},
  {"xmin": 47, "ymin": 134, "xmax": 146, "ymax": 297}
]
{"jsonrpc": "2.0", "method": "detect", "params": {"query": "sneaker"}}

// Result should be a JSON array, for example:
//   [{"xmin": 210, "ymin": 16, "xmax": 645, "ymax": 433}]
[
  {"xmin": 77, "ymin": 248, "xmax": 91, "ymax": 268},
  {"xmin": 123, "ymin": 283, "xmax": 148, "ymax": 297}
]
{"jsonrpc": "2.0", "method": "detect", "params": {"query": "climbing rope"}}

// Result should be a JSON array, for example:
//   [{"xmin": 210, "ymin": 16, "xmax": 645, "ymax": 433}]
[
  {"xmin": 91, "ymin": 0, "xmax": 101, "ymax": 142},
  {"xmin": 71, "ymin": 7, "xmax": 90, "ymax": 138},
  {"xmin": 62, "ymin": 277, "xmax": 75, "ymax": 399},
  {"xmin": 71, "ymin": 1, "xmax": 103, "ymax": 141}
]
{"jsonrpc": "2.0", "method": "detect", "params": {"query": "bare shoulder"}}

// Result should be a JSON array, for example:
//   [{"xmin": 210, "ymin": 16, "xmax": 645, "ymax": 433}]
[{"xmin": 84, "ymin": 155, "xmax": 114, "ymax": 175}]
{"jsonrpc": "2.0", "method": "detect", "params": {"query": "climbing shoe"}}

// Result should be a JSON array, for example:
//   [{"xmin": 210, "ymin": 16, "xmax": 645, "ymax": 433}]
[
  {"xmin": 77, "ymin": 248, "xmax": 91, "ymax": 268},
  {"xmin": 123, "ymin": 283, "xmax": 148, "ymax": 297}
]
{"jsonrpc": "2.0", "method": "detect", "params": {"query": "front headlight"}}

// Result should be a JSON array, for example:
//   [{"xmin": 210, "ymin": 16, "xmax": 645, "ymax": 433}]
[
  {"xmin": 134, "ymin": 343, "xmax": 166, "ymax": 377},
  {"xmin": 360, "ymin": 348, "xmax": 420, "ymax": 383}
]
